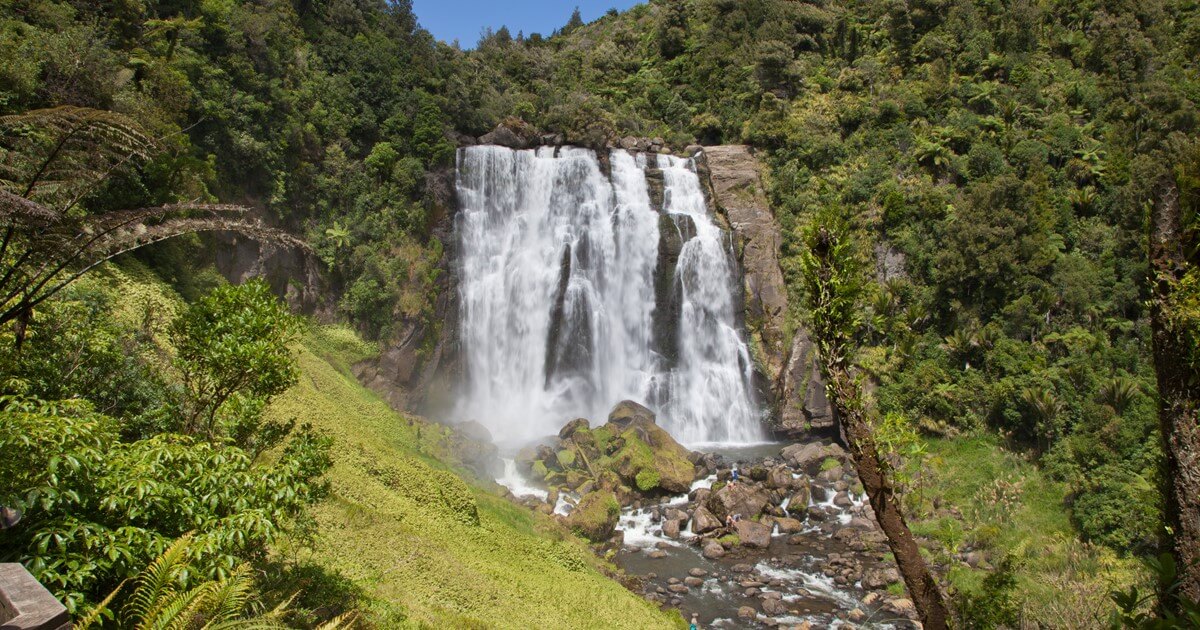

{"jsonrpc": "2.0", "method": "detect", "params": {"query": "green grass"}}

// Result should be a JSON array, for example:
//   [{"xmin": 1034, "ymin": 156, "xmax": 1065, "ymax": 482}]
[
  {"xmin": 909, "ymin": 434, "xmax": 1140, "ymax": 627},
  {"xmin": 268, "ymin": 325, "xmax": 680, "ymax": 629}
]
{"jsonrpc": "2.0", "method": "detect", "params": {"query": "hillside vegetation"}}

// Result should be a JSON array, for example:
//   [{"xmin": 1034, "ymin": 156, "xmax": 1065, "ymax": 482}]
[
  {"xmin": 2, "ymin": 0, "xmax": 1199, "ymax": 626},
  {"xmin": 272, "ymin": 325, "xmax": 680, "ymax": 628}
]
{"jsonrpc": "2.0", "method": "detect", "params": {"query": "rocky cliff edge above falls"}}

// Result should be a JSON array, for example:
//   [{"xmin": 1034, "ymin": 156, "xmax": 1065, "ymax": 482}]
[{"xmin": 697, "ymin": 145, "xmax": 834, "ymax": 435}]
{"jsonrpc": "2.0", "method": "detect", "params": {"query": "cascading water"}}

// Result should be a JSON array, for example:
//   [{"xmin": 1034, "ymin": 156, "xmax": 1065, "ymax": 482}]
[
  {"xmin": 454, "ymin": 144, "xmax": 764, "ymax": 447},
  {"xmin": 654, "ymin": 154, "xmax": 762, "ymax": 445}
]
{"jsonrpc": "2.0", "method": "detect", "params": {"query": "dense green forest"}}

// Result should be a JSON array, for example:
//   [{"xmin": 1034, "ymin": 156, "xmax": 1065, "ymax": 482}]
[{"xmin": 1, "ymin": 0, "xmax": 1199, "ymax": 627}]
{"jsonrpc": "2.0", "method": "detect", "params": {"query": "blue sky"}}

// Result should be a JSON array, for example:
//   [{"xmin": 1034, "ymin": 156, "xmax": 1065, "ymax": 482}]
[{"xmin": 412, "ymin": 0, "xmax": 645, "ymax": 48}]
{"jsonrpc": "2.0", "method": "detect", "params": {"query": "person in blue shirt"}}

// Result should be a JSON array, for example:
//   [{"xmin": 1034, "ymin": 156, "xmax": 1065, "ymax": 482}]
[
  {"xmin": 731, "ymin": 464, "xmax": 740, "ymax": 484},
  {"xmin": 690, "ymin": 613, "xmax": 699, "ymax": 630}
]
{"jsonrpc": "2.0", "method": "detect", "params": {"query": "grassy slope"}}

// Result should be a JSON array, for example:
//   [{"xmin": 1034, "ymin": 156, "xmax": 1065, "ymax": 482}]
[
  {"xmin": 268, "ymin": 326, "xmax": 679, "ymax": 629},
  {"xmin": 910, "ymin": 435, "xmax": 1140, "ymax": 627}
]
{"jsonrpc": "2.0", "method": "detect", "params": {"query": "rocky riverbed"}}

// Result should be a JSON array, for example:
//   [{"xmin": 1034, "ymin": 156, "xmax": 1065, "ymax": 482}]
[{"xmin": 491, "ymin": 401, "xmax": 924, "ymax": 628}]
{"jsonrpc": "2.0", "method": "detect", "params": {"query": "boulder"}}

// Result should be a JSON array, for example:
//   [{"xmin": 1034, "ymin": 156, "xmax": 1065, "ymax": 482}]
[
  {"xmin": 439, "ymin": 422, "xmax": 503, "ymax": 478},
  {"xmin": 662, "ymin": 519, "xmax": 681, "ymax": 538},
  {"xmin": 766, "ymin": 466, "xmax": 793, "ymax": 489},
  {"xmin": 786, "ymin": 484, "xmax": 811, "ymax": 515},
  {"xmin": 833, "ymin": 491, "xmax": 853, "ymax": 508},
  {"xmin": 702, "ymin": 540, "xmax": 726, "ymax": 559},
  {"xmin": 608, "ymin": 400, "xmax": 655, "ymax": 428},
  {"xmin": 885, "ymin": 597, "xmax": 919, "ymax": 620},
  {"xmin": 819, "ymin": 466, "xmax": 844, "ymax": 483},
  {"xmin": 564, "ymin": 490, "xmax": 620, "ymax": 542},
  {"xmin": 705, "ymin": 482, "xmax": 770, "ymax": 522},
  {"xmin": 775, "ymin": 517, "xmax": 804, "ymax": 534},
  {"xmin": 598, "ymin": 401, "xmax": 696, "ymax": 493},
  {"xmin": 862, "ymin": 567, "xmax": 901, "ymax": 590},
  {"xmin": 688, "ymin": 568, "xmax": 708, "ymax": 577},
  {"xmin": 734, "ymin": 520, "xmax": 772, "ymax": 549},
  {"xmin": 737, "ymin": 606, "xmax": 758, "ymax": 620},
  {"xmin": 479, "ymin": 121, "xmax": 539, "ymax": 149},
  {"xmin": 684, "ymin": 576, "xmax": 704, "ymax": 587},
  {"xmin": 457, "ymin": 420, "xmax": 493, "ymax": 443},
  {"xmin": 691, "ymin": 506, "xmax": 723, "ymax": 534},
  {"xmin": 847, "ymin": 517, "xmax": 876, "ymax": 531},
  {"xmin": 780, "ymin": 441, "xmax": 847, "ymax": 471},
  {"xmin": 762, "ymin": 597, "xmax": 787, "ymax": 615},
  {"xmin": 559, "ymin": 418, "xmax": 589, "ymax": 440}
]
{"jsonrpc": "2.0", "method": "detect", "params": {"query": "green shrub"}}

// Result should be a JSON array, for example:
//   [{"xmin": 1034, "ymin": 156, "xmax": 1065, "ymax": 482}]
[{"xmin": 0, "ymin": 396, "xmax": 330, "ymax": 613}]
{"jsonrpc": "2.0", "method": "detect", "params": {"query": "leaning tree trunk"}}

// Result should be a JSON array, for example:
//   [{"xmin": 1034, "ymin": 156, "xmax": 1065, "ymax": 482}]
[
  {"xmin": 1148, "ymin": 179, "xmax": 1200, "ymax": 605},
  {"xmin": 825, "ymin": 368, "xmax": 951, "ymax": 629}
]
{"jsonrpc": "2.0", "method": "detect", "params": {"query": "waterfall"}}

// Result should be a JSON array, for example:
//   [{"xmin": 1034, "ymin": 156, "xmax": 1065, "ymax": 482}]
[
  {"xmin": 655, "ymin": 154, "xmax": 762, "ymax": 444},
  {"xmin": 454, "ymin": 145, "xmax": 764, "ymax": 447}
]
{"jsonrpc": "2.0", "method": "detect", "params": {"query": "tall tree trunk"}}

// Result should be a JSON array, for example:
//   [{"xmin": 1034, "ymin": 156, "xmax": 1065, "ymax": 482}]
[
  {"xmin": 802, "ymin": 223, "xmax": 951, "ymax": 629},
  {"xmin": 826, "ymin": 369, "xmax": 951, "ymax": 629},
  {"xmin": 1148, "ymin": 179, "xmax": 1200, "ymax": 604}
]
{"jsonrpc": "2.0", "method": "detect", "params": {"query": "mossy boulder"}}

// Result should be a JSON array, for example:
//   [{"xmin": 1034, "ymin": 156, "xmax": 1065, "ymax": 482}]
[
  {"xmin": 565, "ymin": 490, "xmax": 620, "ymax": 542},
  {"xmin": 559, "ymin": 417, "xmax": 589, "ymax": 439},
  {"xmin": 596, "ymin": 400, "xmax": 696, "ymax": 494},
  {"xmin": 635, "ymin": 468, "xmax": 661, "ymax": 492}
]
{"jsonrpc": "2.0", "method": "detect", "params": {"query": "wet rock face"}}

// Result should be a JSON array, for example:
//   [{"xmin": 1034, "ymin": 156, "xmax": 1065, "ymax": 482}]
[{"xmin": 700, "ymin": 145, "xmax": 833, "ymax": 435}]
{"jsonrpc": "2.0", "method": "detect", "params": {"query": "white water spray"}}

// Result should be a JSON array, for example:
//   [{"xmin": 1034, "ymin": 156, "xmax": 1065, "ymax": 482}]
[{"xmin": 455, "ymin": 145, "xmax": 764, "ymax": 446}]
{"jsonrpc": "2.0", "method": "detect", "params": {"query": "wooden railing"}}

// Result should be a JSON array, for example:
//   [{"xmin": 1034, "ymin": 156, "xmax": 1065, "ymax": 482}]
[{"xmin": 0, "ymin": 564, "xmax": 70, "ymax": 630}]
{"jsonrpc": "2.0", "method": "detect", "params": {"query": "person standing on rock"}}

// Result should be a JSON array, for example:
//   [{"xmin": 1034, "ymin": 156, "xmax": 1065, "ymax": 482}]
[
  {"xmin": 690, "ymin": 613, "xmax": 699, "ymax": 630},
  {"xmin": 731, "ymin": 464, "xmax": 740, "ymax": 485}
]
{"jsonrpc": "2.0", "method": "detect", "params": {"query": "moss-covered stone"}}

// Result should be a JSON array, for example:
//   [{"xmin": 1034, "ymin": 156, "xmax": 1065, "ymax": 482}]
[
  {"xmin": 601, "ymin": 423, "xmax": 694, "ymax": 494},
  {"xmin": 557, "ymin": 448, "xmax": 576, "ymax": 467},
  {"xmin": 565, "ymin": 490, "xmax": 620, "ymax": 542},
  {"xmin": 531, "ymin": 460, "xmax": 548, "ymax": 479},
  {"xmin": 635, "ymin": 468, "xmax": 661, "ymax": 492}
]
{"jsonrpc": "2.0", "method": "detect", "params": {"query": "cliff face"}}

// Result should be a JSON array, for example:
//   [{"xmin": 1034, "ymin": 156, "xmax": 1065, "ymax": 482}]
[
  {"xmin": 699, "ymin": 145, "xmax": 833, "ymax": 435},
  {"xmin": 354, "ymin": 165, "xmax": 462, "ymax": 416}
]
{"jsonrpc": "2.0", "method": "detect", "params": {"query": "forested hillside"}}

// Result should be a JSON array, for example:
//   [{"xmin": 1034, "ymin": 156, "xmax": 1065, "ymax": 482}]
[
  {"xmin": 2, "ymin": 0, "xmax": 1199, "ymax": 627},
  {"xmin": 457, "ymin": 0, "xmax": 1196, "ymax": 555}
]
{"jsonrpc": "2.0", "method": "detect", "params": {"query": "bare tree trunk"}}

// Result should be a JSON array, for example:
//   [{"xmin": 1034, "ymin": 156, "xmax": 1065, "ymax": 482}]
[
  {"xmin": 1148, "ymin": 179, "xmax": 1200, "ymax": 604},
  {"xmin": 826, "ymin": 370, "xmax": 951, "ymax": 629}
]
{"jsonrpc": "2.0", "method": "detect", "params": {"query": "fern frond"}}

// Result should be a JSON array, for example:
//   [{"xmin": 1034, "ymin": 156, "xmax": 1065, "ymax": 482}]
[
  {"xmin": 203, "ymin": 565, "xmax": 255, "ymax": 625},
  {"xmin": 75, "ymin": 579, "xmax": 127, "ymax": 630},
  {"xmin": 137, "ymin": 581, "xmax": 217, "ymax": 630},
  {"xmin": 315, "ymin": 611, "xmax": 360, "ymax": 630},
  {"xmin": 125, "ymin": 534, "xmax": 192, "ymax": 626}
]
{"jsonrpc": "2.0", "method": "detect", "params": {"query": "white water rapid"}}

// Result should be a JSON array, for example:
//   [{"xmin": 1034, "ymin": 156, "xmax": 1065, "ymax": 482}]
[{"xmin": 454, "ymin": 145, "xmax": 764, "ymax": 447}]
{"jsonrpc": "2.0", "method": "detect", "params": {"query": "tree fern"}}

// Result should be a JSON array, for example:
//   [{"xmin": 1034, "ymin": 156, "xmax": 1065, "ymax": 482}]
[{"xmin": 0, "ymin": 107, "xmax": 309, "ymax": 343}]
